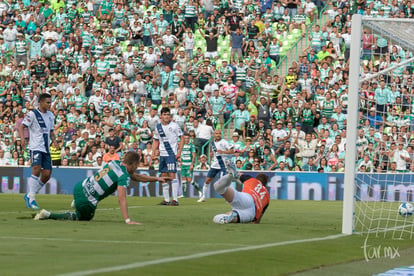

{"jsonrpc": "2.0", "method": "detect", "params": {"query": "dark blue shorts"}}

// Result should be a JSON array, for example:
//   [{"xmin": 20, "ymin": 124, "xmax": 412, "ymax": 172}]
[
  {"xmin": 207, "ymin": 167, "xmax": 226, "ymax": 179},
  {"xmin": 30, "ymin": 150, "xmax": 52, "ymax": 170},
  {"xmin": 159, "ymin": 155, "xmax": 177, "ymax": 173}
]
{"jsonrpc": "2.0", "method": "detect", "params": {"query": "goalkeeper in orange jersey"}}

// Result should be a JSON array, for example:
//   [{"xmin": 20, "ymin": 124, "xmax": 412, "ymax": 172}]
[{"xmin": 213, "ymin": 161, "xmax": 270, "ymax": 224}]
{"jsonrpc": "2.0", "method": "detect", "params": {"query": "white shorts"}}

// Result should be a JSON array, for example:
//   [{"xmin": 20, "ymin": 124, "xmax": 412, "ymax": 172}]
[
  {"xmin": 205, "ymin": 51, "xmax": 218, "ymax": 59},
  {"xmin": 230, "ymin": 191, "xmax": 255, "ymax": 223}
]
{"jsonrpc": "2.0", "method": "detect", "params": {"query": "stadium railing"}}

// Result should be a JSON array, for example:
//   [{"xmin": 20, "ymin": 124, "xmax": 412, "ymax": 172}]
[{"xmin": 275, "ymin": 4, "xmax": 329, "ymax": 76}]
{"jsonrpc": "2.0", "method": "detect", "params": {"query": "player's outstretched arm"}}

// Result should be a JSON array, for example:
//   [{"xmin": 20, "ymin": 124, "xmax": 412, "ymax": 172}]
[
  {"xmin": 117, "ymin": 185, "xmax": 142, "ymax": 225},
  {"xmin": 130, "ymin": 173, "xmax": 172, "ymax": 183},
  {"xmin": 18, "ymin": 123, "xmax": 26, "ymax": 149}
]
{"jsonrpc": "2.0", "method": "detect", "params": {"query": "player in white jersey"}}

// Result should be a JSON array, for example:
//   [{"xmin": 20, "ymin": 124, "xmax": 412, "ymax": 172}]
[
  {"xmin": 198, "ymin": 129, "xmax": 234, "ymax": 202},
  {"xmin": 152, "ymin": 107, "xmax": 184, "ymax": 206},
  {"xmin": 34, "ymin": 152, "xmax": 170, "ymax": 224},
  {"xmin": 19, "ymin": 93, "xmax": 58, "ymax": 210}
]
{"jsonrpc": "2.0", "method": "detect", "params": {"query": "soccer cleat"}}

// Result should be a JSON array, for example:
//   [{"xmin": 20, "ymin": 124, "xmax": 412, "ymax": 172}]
[
  {"xmin": 29, "ymin": 199, "xmax": 40, "ymax": 210},
  {"xmin": 178, "ymin": 195, "xmax": 184, "ymax": 199},
  {"xmin": 213, "ymin": 211, "xmax": 237, "ymax": 224},
  {"xmin": 169, "ymin": 200, "xmax": 179, "ymax": 206},
  {"xmin": 23, "ymin": 194, "xmax": 31, "ymax": 208},
  {"xmin": 197, "ymin": 196, "xmax": 205, "ymax": 203},
  {"xmin": 24, "ymin": 194, "xmax": 40, "ymax": 210},
  {"xmin": 158, "ymin": 200, "xmax": 170, "ymax": 205},
  {"xmin": 213, "ymin": 214, "xmax": 228, "ymax": 224},
  {"xmin": 225, "ymin": 160, "xmax": 239, "ymax": 178},
  {"xmin": 34, "ymin": 209, "xmax": 50, "ymax": 220}
]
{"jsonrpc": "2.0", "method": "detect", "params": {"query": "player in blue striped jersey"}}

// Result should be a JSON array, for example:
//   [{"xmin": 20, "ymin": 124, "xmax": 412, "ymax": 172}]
[{"xmin": 20, "ymin": 93, "xmax": 58, "ymax": 210}]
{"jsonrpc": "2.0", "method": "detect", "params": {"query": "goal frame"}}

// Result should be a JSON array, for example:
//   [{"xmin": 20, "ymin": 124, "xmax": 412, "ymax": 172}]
[
  {"xmin": 342, "ymin": 15, "xmax": 414, "ymax": 235},
  {"xmin": 342, "ymin": 14, "xmax": 361, "ymax": 235}
]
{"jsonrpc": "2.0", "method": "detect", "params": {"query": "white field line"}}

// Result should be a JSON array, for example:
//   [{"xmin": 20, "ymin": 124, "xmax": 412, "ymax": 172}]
[
  {"xmin": 0, "ymin": 236, "xmax": 245, "ymax": 247},
  {"xmin": 57, "ymin": 234, "xmax": 347, "ymax": 276}
]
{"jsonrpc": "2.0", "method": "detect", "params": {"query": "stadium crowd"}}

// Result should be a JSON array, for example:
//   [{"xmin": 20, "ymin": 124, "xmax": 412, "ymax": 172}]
[{"xmin": 0, "ymin": 0, "xmax": 413, "ymax": 173}]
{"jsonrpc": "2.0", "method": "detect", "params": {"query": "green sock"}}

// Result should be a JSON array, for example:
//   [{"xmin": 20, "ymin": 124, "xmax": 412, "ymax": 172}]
[
  {"xmin": 191, "ymin": 182, "xmax": 201, "ymax": 192},
  {"xmin": 182, "ymin": 181, "xmax": 187, "ymax": 197},
  {"xmin": 49, "ymin": 212, "xmax": 78, "ymax": 220}
]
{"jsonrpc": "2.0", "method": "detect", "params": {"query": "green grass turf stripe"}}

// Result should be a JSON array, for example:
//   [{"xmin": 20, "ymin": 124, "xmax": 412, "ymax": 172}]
[
  {"xmin": 58, "ymin": 234, "xmax": 347, "ymax": 276},
  {"xmin": 0, "ymin": 236, "xmax": 246, "ymax": 247}
]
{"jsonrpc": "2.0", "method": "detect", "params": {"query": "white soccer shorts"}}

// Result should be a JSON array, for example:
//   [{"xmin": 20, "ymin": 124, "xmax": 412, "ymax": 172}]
[{"xmin": 230, "ymin": 191, "xmax": 255, "ymax": 223}]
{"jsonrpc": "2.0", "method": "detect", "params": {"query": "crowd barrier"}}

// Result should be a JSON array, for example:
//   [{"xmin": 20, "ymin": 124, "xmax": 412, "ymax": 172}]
[{"xmin": 1, "ymin": 167, "xmax": 413, "ymax": 202}]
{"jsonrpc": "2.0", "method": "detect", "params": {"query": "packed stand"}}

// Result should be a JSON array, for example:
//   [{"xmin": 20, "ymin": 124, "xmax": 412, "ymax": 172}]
[{"xmin": 0, "ymin": 0, "xmax": 412, "ymax": 173}]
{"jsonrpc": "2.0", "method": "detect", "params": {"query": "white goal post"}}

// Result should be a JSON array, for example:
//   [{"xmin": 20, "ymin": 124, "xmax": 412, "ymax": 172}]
[
  {"xmin": 343, "ymin": 14, "xmax": 414, "ymax": 236},
  {"xmin": 342, "ymin": 14, "xmax": 362, "ymax": 235}
]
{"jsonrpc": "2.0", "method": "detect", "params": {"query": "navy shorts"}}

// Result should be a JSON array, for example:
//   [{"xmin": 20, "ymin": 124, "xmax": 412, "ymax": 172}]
[
  {"xmin": 30, "ymin": 150, "xmax": 52, "ymax": 170},
  {"xmin": 159, "ymin": 155, "xmax": 177, "ymax": 173},
  {"xmin": 207, "ymin": 167, "xmax": 227, "ymax": 179}
]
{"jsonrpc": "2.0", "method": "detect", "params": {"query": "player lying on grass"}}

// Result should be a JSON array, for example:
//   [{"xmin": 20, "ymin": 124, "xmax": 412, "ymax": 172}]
[
  {"xmin": 213, "ymin": 162, "xmax": 270, "ymax": 224},
  {"xmin": 34, "ymin": 151, "xmax": 170, "ymax": 225}
]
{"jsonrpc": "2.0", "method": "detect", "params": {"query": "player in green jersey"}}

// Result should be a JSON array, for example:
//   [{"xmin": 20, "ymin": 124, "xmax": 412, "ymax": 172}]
[
  {"xmin": 179, "ymin": 134, "xmax": 202, "ymax": 198},
  {"xmin": 34, "ymin": 152, "xmax": 169, "ymax": 225}
]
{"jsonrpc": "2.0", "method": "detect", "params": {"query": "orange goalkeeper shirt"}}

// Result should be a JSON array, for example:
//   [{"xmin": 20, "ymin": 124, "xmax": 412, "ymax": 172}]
[{"xmin": 242, "ymin": 178, "xmax": 270, "ymax": 221}]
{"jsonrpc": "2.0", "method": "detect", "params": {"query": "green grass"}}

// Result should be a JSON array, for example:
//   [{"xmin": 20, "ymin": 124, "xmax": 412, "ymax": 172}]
[{"xmin": 1, "ymin": 194, "xmax": 413, "ymax": 276}]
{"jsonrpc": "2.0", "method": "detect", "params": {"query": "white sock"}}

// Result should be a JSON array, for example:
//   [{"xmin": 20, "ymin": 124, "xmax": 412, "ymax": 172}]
[
  {"xmin": 214, "ymin": 174, "xmax": 234, "ymax": 194},
  {"xmin": 182, "ymin": 181, "xmax": 187, "ymax": 195},
  {"xmin": 162, "ymin": 183, "xmax": 170, "ymax": 202},
  {"xmin": 43, "ymin": 209, "xmax": 51, "ymax": 218},
  {"xmin": 35, "ymin": 181, "xmax": 46, "ymax": 193},
  {"xmin": 202, "ymin": 184, "xmax": 209, "ymax": 198},
  {"xmin": 171, "ymin": 179, "xmax": 179, "ymax": 201},
  {"xmin": 28, "ymin": 175, "xmax": 42, "ymax": 199}
]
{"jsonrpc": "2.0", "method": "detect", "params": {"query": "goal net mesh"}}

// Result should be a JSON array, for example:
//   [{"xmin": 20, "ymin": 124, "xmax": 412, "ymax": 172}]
[{"xmin": 352, "ymin": 18, "xmax": 414, "ymax": 240}]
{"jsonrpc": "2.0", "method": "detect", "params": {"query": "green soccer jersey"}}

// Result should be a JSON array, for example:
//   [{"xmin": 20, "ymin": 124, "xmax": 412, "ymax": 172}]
[
  {"xmin": 219, "ymin": 66, "xmax": 233, "ymax": 82},
  {"xmin": 107, "ymin": 54, "xmax": 119, "ymax": 71},
  {"xmin": 114, "ymin": 119, "xmax": 131, "ymax": 131},
  {"xmin": 321, "ymin": 100, "xmax": 335, "ymax": 119},
  {"xmin": 302, "ymin": 108, "xmax": 314, "ymax": 125},
  {"xmin": 103, "ymin": 36, "xmax": 116, "ymax": 49},
  {"xmin": 81, "ymin": 11, "xmax": 92, "ymax": 24},
  {"xmin": 287, "ymin": 107, "xmax": 300, "ymax": 124},
  {"xmin": 66, "ymin": 113, "xmax": 76, "ymax": 123},
  {"xmin": 229, "ymin": 140, "xmax": 245, "ymax": 151},
  {"xmin": 181, "ymin": 143, "xmax": 195, "ymax": 166},
  {"xmin": 95, "ymin": 60, "xmax": 109, "ymax": 75},
  {"xmin": 67, "ymin": 8, "xmax": 78, "ymax": 21},
  {"xmin": 209, "ymin": 96, "xmax": 225, "ymax": 115},
  {"xmin": 70, "ymin": 94, "xmax": 87, "ymax": 110},
  {"xmin": 235, "ymin": 65, "xmax": 247, "ymax": 82},
  {"xmin": 113, "ymin": 8, "xmax": 125, "ymax": 21},
  {"xmin": 268, "ymin": 43, "xmax": 281, "ymax": 56},
  {"xmin": 15, "ymin": 40, "xmax": 28, "ymax": 55},
  {"xmin": 62, "ymin": 22, "xmax": 73, "ymax": 36},
  {"xmin": 79, "ymin": 160, "xmax": 130, "ymax": 206},
  {"xmin": 310, "ymin": 31, "xmax": 323, "ymax": 48},
  {"xmin": 81, "ymin": 32, "xmax": 94, "ymax": 48}
]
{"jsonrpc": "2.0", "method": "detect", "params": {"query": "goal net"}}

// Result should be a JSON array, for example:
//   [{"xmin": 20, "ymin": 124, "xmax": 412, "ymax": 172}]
[{"xmin": 343, "ymin": 15, "xmax": 414, "ymax": 239}]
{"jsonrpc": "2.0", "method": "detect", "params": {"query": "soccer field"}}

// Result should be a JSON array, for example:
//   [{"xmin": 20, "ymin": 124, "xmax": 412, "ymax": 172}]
[{"xmin": 1, "ymin": 194, "xmax": 413, "ymax": 276}]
